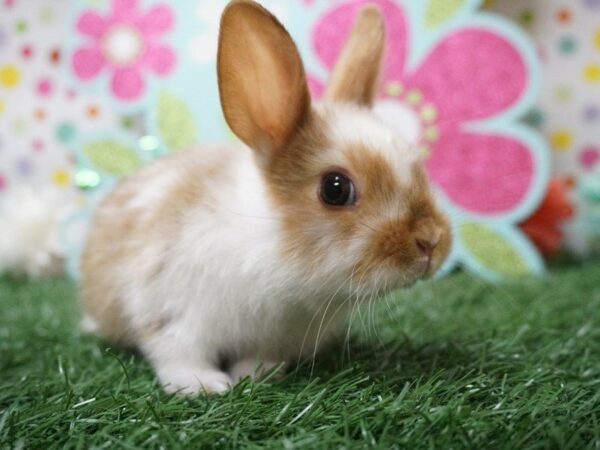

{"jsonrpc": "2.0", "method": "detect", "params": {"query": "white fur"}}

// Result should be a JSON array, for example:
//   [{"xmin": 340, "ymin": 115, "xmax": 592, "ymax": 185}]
[
  {"xmin": 0, "ymin": 188, "xmax": 68, "ymax": 278},
  {"xmin": 325, "ymin": 104, "xmax": 418, "ymax": 186},
  {"xmin": 373, "ymin": 99, "xmax": 422, "ymax": 146},
  {"xmin": 125, "ymin": 165, "xmax": 181, "ymax": 213}
]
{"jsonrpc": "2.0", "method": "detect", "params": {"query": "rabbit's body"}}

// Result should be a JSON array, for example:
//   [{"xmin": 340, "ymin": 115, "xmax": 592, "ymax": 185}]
[
  {"xmin": 83, "ymin": 143, "xmax": 347, "ymax": 384},
  {"xmin": 81, "ymin": 1, "xmax": 452, "ymax": 395}
]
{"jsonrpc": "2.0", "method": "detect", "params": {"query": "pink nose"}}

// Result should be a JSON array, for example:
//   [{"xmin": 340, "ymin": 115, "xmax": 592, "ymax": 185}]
[{"xmin": 416, "ymin": 238, "xmax": 436, "ymax": 258}]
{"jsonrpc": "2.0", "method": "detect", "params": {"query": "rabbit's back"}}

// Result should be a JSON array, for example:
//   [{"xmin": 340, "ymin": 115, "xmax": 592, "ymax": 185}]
[{"xmin": 79, "ymin": 145, "xmax": 239, "ymax": 344}]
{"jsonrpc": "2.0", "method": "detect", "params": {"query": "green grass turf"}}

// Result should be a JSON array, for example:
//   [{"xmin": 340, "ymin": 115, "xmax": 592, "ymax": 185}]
[{"xmin": 1, "ymin": 263, "xmax": 600, "ymax": 449}]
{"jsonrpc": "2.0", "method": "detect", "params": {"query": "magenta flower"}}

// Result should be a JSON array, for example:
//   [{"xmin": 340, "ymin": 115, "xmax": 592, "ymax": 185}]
[
  {"xmin": 72, "ymin": 0, "xmax": 176, "ymax": 101},
  {"xmin": 309, "ymin": 0, "xmax": 534, "ymax": 216}
]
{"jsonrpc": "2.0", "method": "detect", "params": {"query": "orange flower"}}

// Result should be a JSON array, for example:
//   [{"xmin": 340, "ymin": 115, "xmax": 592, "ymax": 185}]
[{"xmin": 520, "ymin": 178, "xmax": 575, "ymax": 256}]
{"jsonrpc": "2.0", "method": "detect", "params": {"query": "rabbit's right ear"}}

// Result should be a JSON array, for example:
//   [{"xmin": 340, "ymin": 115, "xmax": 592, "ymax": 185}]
[
  {"xmin": 218, "ymin": 0, "xmax": 310, "ymax": 159},
  {"xmin": 325, "ymin": 5, "xmax": 386, "ymax": 107}
]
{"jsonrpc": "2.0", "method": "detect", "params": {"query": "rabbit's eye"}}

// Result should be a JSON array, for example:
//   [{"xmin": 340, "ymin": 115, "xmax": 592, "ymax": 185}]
[{"xmin": 320, "ymin": 172, "xmax": 356, "ymax": 207}]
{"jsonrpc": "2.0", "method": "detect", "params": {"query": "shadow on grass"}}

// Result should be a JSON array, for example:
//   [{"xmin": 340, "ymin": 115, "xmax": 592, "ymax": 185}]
[
  {"xmin": 79, "ymin": 334, "xmax": 478, "ymax": 396},
  {"xmin": 285, "ymin": 336, "xmax": 478, "ymax": 392}
]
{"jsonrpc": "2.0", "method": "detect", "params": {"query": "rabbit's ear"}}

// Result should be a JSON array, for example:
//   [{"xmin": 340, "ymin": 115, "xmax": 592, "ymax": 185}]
[
  {"xmin": 218, "ymin": 0, "xmax": 310, "ymax": 158},
  {"xmin": 325, "ymin": 6, "xmax": 386, "ymax": 107}
]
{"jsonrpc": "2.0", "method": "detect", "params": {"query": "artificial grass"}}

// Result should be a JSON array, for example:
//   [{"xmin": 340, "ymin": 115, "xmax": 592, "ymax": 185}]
[{"xmin": 1, "ymin": 263, "xmax": 600, "ymax": 449}]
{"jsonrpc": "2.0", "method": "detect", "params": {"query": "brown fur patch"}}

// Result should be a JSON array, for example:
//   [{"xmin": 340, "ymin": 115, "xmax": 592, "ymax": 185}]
[{"xmin": 353, "ymin": 161, "xmax": 451, "ymax": 280}]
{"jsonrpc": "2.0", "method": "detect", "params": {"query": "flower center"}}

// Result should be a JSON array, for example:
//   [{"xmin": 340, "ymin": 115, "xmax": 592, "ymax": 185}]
[
  {"xmin": 374, "ymin": 83, "xmax": 439, "ymax": 157},
  {"xmin": 102, "ymin": 25, "xmax": 144, "ymax": 66}
]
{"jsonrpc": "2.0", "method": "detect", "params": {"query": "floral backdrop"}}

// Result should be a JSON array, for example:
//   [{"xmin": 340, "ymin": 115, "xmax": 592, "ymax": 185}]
[
  {"xmin": 489, "ymin": 0, "xmax": 600, "ymax": 255},
  {"xmin": 0, "ymin": 0, "xmax": 573, "ymax": 280}
]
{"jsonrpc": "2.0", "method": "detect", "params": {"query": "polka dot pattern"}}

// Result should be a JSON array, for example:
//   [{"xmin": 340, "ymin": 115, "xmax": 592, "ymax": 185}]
[
  {"xmin": 56, "ymin": 123, "xmax": 76, "ymax": 143},
  {"xmin": 519, "ymin": 9, "xmax": 534, "ymax": 26},
  {"xmin": 491, "ymin": 0, "xmax": 600, "ymax": 178},
  {"xmin": 17, "ymin": 158, "xmax": 33, "ymax": 176},
  {"xmin": 86, "ymin": 105, "xmax": 100, "ymax": 119},
  {"xmin": 490, "ymin": 0, "xmax": 600, "ymax": 255},
  {"xmin": 558, "ymin": 35, "xmax": 576, "ymax": 54},
  {"xmin": 0, "ymin": 65, "xmax": 20, "ymax": 87},
  {"xmin": 34, "ymin": 108, "xmax": 45, "ymax": 121},
  {"xmin": 579, "ymin": 146, "xmax": 600, "ymax": 169},
  {"xmin": 583, "ymin": 104, "xmax": 599, "ymax": 122},
  {"xmin": 550, "ymin": 130, "xmax": 573, "ymax": 151},
  {"xmin": 52, "ymin": 169, "xmax": 70, "ymax": 187},
  {"xmin": 37, "ymin": 78, "xmax": 53, "ymax": 96},
  {"xmin": 524, "ymin": 108, "xmax": 544, "ymax": 128},
  {"xmin": 555, "ymin": 85, "xmax": 572, "ymax": 102},
  {"xmin": 32, "ymin": 138, "xmax": 44, "ymax": 152},
  {"xmin": 20, "ymin": 44, "xmax": 33, "ymax": 58},
  {"xmin": 585, "ymin": 0, "xmax": 600, "ymax": 9},
  {"xmin": 0, "ymin": 1, "xmax": 120, "ymax": 196},
  {"xmin": 556, "ymin": 8, "xmax": 572, "ymax": 23},
  {"xmin": 15, "ymin": 19, "xmax": 27, "ymax": 34},
  {"xmin": 49, "ymin": 48, "xmax": 60, "ymax": 64},
  {"xmin": 583, "ymin": 63, "xmax": 600, "ymax": 82}
]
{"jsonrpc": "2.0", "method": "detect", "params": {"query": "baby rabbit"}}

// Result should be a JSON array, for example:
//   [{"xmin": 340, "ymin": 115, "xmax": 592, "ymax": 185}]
[{"xmin": 80, "ymin": 0, "xmax": 451, "ymax": 395}]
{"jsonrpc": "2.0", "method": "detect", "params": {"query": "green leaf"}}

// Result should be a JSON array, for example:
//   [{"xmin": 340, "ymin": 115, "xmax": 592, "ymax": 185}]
[
  {"xmin": 425, "ymin": 0, "xmax": 466, "ymax": 28},
  {"xmin": 157, "ymin": 91, "xmax": 198, "ymax": 152},
  {"xmin": 83, "ymin": 140, "xmax": 142, "ymax": 176},
  {"xmin": 460, "ymin": 222, "xmax": 530, "ymax": 277}
]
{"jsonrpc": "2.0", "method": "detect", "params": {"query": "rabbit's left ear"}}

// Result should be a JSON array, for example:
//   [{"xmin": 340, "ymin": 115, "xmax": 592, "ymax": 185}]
[
  {"xmin": 218, "ymin": 0, "xmax": 310, "ymax": 157},
  {"xmin": 325, "ymin": 5, "xmax": 386, "ymax": 107}
]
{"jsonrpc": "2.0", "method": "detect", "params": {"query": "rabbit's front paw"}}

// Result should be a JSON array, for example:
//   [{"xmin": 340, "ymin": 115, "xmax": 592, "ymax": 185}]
[{"xmin": 158, "ymin": 365, "xmax": 232, "ymax": 396}]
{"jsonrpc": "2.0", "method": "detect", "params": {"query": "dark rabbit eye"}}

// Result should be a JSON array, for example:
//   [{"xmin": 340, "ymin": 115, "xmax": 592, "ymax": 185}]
[{"xmin": 320, "ymin": 172, "xmax": 356, "ymax": 207}]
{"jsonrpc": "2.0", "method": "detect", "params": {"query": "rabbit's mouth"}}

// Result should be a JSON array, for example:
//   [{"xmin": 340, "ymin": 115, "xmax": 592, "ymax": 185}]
[
  {"xmin": 351, "ymin": 264, "xmax": 431, "ymax": 295},
  {"xmin": 415, "ymin": 256, "xmax": 432, "ymax": 279}
]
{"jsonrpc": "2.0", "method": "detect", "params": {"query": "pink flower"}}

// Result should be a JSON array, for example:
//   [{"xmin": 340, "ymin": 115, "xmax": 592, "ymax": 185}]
[
  {"xmin": 72, "ymin": 0, "xmax": 176, "ymax": 101},
  {"xmin": 310, "ymin": 0, "xmax": 534, "ymax": 216}
]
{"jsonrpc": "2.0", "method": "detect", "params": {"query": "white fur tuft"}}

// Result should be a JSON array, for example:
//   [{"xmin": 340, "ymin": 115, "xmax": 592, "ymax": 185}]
[
  {"xmin": 325, "ymin": 104, "xmax": 418, "ymax": 185},
  {"xmin": 0, "ymin": 188, "xmax": 69, "ymax": 278}
]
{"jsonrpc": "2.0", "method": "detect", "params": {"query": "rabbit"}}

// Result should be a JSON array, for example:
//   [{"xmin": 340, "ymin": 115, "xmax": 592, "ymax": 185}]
[{"xmin": 80, "ymin": 0, "xmax": 452, "ymax": 395}]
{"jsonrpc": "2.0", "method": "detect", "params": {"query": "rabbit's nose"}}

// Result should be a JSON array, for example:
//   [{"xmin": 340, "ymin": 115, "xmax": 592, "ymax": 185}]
[
  {"xmin": 416, "ymin": 239, "xmax": 435, "ymax": 257},
  {"xmin": 416, "ymin": 234, "xmax": 440, "ymax": 258}
]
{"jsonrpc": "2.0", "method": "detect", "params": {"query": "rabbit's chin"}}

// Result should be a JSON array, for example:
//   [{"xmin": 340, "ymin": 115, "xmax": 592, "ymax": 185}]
[{"xmin": 351, "ymin": 258, "xmax": 443, "ymax": 296}]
